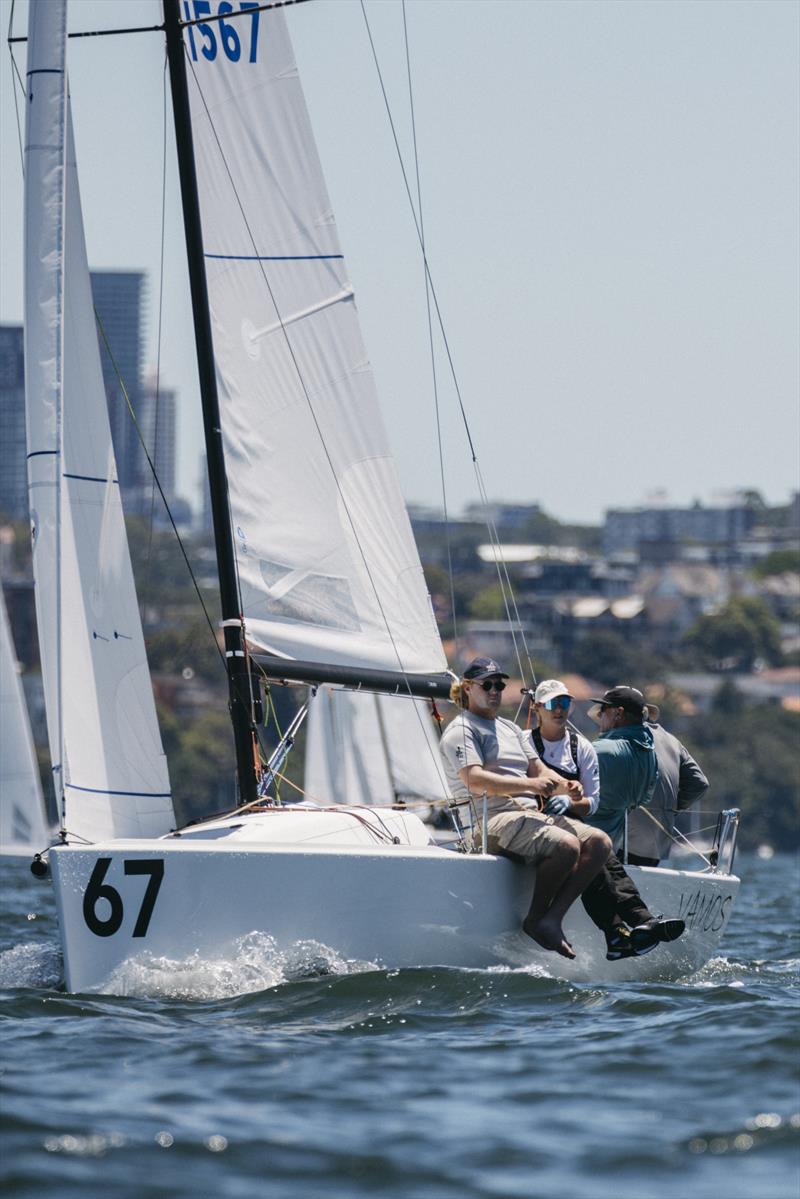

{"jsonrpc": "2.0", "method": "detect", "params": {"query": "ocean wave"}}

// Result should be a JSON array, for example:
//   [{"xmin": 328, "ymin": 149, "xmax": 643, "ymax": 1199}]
[
  {"xmin": 0, "ymin": 941, "xmax": 63, "ymax": 990},
  {"xmin": 100, "ymin": 931, "xmax": 379, "ymax": 1000}
]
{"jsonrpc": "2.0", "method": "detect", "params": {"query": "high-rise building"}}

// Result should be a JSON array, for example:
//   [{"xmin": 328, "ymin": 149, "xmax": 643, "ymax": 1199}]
[
  {"xmin": 90, "ymin": 270, "xmax": 145, "ymax": 496},
  {"xmin": 136, "ymin": 375, "xmax": 177, "ymax": 506},
  {"xmin": 0, "ymin": 326, "xmax": 28, "ymax": 522}
]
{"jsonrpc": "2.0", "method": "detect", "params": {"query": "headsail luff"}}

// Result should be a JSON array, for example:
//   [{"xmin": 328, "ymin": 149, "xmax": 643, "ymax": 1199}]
[
  {"xmin": 184, "ymin": 7, "xmax": 446, "ymax": 678},
  {"xmin": 24, "ymin": 0, "xmax": 173, "ymax": 842},
  {"xmin": 0, "ymin": 590, "xmax": 50, "ymax": 851}
]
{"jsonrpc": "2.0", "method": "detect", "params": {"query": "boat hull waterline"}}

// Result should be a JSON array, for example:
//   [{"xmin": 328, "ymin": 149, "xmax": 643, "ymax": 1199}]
[{"xmin": 47, "ymin": 813, "xmax": 739, "ymax": 993}]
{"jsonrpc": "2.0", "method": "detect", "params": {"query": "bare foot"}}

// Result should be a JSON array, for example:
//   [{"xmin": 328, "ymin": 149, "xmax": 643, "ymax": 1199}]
[{"xmin": 522, "ymin": 916, "xmax": 577, "ymax": 959}]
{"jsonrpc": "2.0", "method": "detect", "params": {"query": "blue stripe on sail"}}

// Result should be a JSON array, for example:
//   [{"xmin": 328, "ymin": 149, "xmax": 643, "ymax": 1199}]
[
  {"xmin": 65, "ymin": 783, "xmax": 173, "ymax": 798},
  {"xmin": 27, "ymin": 449, "xmax": 59, "ymax": 459},
  {"xmin": 27, "ymin": 69, "xmax": 64, "ymax": 77},
  {"xmin": 204, "ymin": 253, "xmax": 344, "ymax": 262},
  {"xmin": 63, "ymin": 473, "xmax": 119, "ymax": 484}
]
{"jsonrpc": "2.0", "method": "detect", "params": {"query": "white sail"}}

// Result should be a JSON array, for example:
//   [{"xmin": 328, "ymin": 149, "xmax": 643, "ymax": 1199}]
[
  {"xmin": 185, "ymin": 7, "xmax": 445, "ymax": 676},
  {"xmin": 305, "ymin": 688, "xmax": 450, "ymax": 809},
  {"xmin": 23, "ymin": 0, "xmax": 173, "ymax": 842},
  {"xmin": 0, "ymin": 590, "xmax": 50, "ymax": 851}
]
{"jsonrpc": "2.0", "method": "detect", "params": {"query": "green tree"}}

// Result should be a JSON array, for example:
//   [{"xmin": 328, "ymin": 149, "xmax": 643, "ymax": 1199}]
[
  {"xmin": 570, "ymin": 630, "xmax": 665, "ymax": 686},
  {"xmin": 685, "ymin": 700, "xmax": 800, "ymax": 851},
  {"xmin": 467, "ymin": 584, "xmax": 508, "ymax": 620},
  {"xmin": 751, "ymin": 549, "xmax": 800, "ymax": 578},
  {"xmin": 710, "ymin": 678, "xmax": 747, "ymax": 717},
  {"xmin": 168, "ymin": 708, "xmax": 237, "ymax": 825},
  {"xmin": 147, "ymin": 615, "xmax": 226, "ymax": 684},
  {"xmin": 683, "ymin": 597, "xmax": 783, "ymax": 670}
]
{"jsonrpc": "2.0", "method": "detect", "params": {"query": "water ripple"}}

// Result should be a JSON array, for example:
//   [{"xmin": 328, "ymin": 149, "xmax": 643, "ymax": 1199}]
[{"xmin": 1, "ymin": 853, "xmax": 798, "ymax": 1199}]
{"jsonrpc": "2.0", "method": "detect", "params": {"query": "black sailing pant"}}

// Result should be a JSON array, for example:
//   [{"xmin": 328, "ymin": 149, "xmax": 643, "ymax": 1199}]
[{"xmin": 581, "ymin": 852, "xmax": 652, "ymax": 935}]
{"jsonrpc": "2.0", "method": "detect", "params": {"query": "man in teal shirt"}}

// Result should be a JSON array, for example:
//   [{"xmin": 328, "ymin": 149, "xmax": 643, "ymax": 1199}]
[
  {"xmin": 579, "ymin": 685, "xmax": 679, "ymax": 959},
  {"xmin": 588, "ymin": 686, "xmax": 659, "ymax": 851}
]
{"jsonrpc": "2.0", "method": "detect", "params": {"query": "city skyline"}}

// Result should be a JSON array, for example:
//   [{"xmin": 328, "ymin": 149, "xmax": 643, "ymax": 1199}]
[{"xmin": 1, "ymin": 0, "xmax": 798, "ymax": 526}]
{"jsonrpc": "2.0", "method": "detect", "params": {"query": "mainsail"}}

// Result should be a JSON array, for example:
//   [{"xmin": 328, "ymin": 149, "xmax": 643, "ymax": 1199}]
[
  {"xmin": 23, "ymin": 0, "xmax": 173, "ymax": 841},
  {"xmin": 185, "ymin": 7, "xmax": 445, "ymax": 677},
  {"xmin": 0, "ymin": 590, "xmax": 50, "ymax": 851},
  {"xmin": 305, "ymin": 688, "xmax": 450, "ymax": 809}
]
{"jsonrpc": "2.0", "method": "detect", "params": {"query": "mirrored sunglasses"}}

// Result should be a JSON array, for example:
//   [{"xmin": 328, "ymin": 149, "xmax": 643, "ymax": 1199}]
[
  {"xmin": 479, "ymin": 679, "xmax": 506, "ymax": 693},
  {"xmin": 543, "ymin": 695, "xmax": 571, "ymax": 710}
]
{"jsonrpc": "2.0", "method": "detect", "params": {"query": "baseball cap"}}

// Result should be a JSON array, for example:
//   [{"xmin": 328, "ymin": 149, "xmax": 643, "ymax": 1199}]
[
  {"xmin": 462, "ymin": 656, "xmax": 509, "ymax": 681},
  {"xmin": 588, "ymin": 685, "xmax": 650, "ymax": 723},
  {"xmin": 534, "ymin": 679, "xmax": 573, "ymax": 704}
]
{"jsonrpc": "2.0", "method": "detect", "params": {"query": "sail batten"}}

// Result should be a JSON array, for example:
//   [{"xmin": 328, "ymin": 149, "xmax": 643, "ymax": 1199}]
[{"xmin": 186, "ymin": 10, "xmax": 446, "ymax": 678}]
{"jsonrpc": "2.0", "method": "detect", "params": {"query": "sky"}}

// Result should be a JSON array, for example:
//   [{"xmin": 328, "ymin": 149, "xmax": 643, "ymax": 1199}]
[{"xmin": 1, "ymin": 0, "xmax": 798, "ymax": 525}]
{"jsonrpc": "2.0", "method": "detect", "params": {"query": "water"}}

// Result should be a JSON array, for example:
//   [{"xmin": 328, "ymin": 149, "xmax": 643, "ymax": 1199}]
[{"xmin": 1, "ymin": 854, "xmax": 798, "ymax": 1199}]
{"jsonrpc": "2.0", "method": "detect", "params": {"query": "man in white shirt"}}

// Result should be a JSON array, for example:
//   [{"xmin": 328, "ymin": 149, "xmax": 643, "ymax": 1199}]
[{"xmin": 439, "ymin": 658, "xmax": 611, "ymax": 960}]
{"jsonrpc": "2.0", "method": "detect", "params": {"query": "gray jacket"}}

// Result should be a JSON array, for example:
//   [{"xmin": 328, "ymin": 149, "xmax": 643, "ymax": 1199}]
[{"xmin": 626, "ymin": 724, "xmax": 709, "ymax": 861}]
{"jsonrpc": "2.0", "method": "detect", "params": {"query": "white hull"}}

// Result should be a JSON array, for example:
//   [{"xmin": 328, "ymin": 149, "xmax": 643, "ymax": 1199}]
[{"xmin": 47, "ymin": 809, "xmax": 739, "ymax": 993}]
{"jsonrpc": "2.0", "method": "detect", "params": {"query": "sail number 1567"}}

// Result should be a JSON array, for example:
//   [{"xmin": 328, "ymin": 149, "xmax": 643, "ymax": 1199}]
[{"xmin": 184, "ymin": 1, "xmax": 261, "ymax": 64}]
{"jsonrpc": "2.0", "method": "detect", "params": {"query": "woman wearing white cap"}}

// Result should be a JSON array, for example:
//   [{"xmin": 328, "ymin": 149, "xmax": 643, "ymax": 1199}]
[{"xmin": 528, "ymin": 680, "xmax": 600, "ymax": 820}]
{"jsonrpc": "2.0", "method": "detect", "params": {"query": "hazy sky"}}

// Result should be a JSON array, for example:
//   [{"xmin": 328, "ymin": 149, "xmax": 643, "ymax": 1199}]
[{"xmin": 1, "ymin": 0, "xmax": 798, "ymax": 524}]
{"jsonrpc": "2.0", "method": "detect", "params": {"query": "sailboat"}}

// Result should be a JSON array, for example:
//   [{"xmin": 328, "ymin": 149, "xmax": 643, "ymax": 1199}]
[
  {"xmin": 0, "ymin": 588, "xmax": 51, "ymax": 853},
  {"xmin": 22, "ymin": 0, "xmax": 740, "ymax": 993}
]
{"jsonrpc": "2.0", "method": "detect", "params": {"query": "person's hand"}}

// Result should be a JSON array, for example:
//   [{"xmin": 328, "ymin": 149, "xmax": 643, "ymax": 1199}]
[
  {"xmin": 530, "ymin": 777, "xmax": 557, "ymax": 798},
  {"xmin": 544, "ymin": 795, "xmax": 571, "ymax": 816},
  {"xmin": 565, "ymin": 780, "xmax": 584, "ymax": 800}
]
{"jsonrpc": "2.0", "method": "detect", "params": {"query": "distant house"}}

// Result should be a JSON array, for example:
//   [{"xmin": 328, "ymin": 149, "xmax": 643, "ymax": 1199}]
[{"xmin": 636, "ymin": 563, "xmax": 733, "ymax": 651}]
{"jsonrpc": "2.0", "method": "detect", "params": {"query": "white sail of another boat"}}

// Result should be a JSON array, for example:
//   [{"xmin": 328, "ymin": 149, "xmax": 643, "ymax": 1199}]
[
  {"xmin": 306, "ymin": 689, "xmax": 450, "ymax": 810},
  {"xmin": 23, "ymin": 0, "xmax": 173, "ymax": 843},
  {"xmin": 186, "ymin": 9, "xmax": 445, "ymax": 677},
  {"xmin": 0, "ymin": 590, "xmax": 50, "ymax": 852}
]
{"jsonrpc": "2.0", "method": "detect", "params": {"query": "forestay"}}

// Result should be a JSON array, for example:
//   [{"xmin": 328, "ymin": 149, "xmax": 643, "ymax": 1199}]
[
  {"xmin": 185, "ymin": 5, "xmax": 445, "ymax": 676},
  {"xmin": 23, "ymin": 0, "xmax": 173, "ymax": 842},
  {"xmin": 305, "ymin": 688, "xmax": 450, "ymax": 809}
]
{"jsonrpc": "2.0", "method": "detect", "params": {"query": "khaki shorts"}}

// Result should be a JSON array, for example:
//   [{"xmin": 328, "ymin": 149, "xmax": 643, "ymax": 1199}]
[{"xmin": 478, "ymin": 810, "xmax": 596, "ymax": 866}]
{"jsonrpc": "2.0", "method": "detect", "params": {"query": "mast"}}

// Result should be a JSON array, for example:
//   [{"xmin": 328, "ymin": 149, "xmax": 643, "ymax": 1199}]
[{"xmin": 163, "ymin": 0, "xmax": 259, "ymax": 805}]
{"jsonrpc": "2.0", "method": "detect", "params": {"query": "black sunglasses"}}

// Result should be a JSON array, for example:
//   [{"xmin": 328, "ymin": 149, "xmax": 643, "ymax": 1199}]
[{"xmin": 479, "ymin": 679, "xmax": 506, "ymax": 693}]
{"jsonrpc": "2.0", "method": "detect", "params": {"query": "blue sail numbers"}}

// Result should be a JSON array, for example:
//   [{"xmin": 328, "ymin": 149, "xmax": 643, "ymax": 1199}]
[{"xmin": 183, "ymin": 1, "xmax": 261, "ymax": 64}]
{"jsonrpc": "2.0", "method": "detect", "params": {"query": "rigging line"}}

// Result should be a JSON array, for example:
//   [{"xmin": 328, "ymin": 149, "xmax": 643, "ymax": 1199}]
[
  {"xmin": 181, "ymin": 0, "xmax": 313, "ymax": 29},
  {"xmin": 471, "ymin": 461, "xmax": 532, "ymax": 685},
  {"xmin": 145, "ymin": 52, "xmax": 171, "ymax": 576},
  {"xmin": 8, "ymin": 24, "xmax": 165, "ymax": 45},
  {"xmin": 185, "ymin": 53, "xmax": 431, "ymax": 705},
  {"xmin": 359, "ymin": 1, "xmax": 475, "ymax": 461},
  {"xmin": 401, "ymin": 1, "xmax": 459, "ymax": 655},
  {"xmin": 6, "ymin": 0, "xmax": 314, "ymax": 44},
  {"xmin": 472, "ymin": 451, "xmax": 538, "ymax": 687},
  {"xmin": 6, "ymin": 2, "xmax": 25, "ymax": 176},
  {"xmin": 93, "ymin": 315, "xmax": 226, "ymax": 673},
  {"xmin": 361, "ymin": 1, "xmax": 533, "ymax": 683},
  {"xmin": 638, "ymin": 806, "xmax": 712, "ymax": 867}
]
